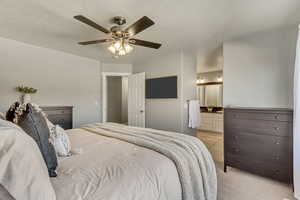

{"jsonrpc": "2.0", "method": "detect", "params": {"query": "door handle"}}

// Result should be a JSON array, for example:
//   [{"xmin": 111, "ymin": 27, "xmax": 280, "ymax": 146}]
[{"xmin": 140, "ymin": 110, "xmax": 144, "ymax": 113}]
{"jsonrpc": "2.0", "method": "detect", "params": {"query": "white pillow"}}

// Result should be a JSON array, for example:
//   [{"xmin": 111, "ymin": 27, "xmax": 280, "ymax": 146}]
[
  {"xmin": 0, "ymin": 119, "xmax": 56, "ymax": 200},
  {"xmin": 50, "ymin": 125, "xmax": 71, "ymax": 157}
]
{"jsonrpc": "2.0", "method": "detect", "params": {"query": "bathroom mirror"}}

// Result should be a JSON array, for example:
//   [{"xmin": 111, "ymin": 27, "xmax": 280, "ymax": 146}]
[{"xmin": 197, "ymin": 84, "xmax": 223, "ymax": 107}]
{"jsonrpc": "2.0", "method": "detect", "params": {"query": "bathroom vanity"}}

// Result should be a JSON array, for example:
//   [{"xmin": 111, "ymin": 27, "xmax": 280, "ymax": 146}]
[{"xmin": 199, "ymin": 111, "xmax": 223, "ymax": 133}]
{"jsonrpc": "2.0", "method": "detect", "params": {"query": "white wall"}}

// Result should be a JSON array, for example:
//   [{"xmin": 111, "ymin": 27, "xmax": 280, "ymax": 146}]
[
  {"xmin": 181, "ymin": 52, "xmax": 197, "ymax": 135},
  {"xmin": 102, "ymin": 63, "xmax": 132, "ymax": 73},
  {"xmin": 197, "ymin": 46, "xmax": 223, "ymax": 73},
  {"xmin": 0, "ymin": 37, "xmax": 101, "ymax": 127},
  {"xmin": 134, "ymin": 53, "xmax": 182, "ymax": 132},
  {"xmin": 223, "ymin": 26, "xmax": 297, "ymax": 108},
  {"xmin": 133, "ymin": 51, "xmax": 197, "ymax": 135}
]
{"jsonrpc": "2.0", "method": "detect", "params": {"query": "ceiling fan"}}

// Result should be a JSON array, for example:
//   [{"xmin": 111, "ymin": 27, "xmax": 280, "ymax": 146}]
[{"xmin": 74, "ymin": 15, "xmax": 162, "ymax": 57}]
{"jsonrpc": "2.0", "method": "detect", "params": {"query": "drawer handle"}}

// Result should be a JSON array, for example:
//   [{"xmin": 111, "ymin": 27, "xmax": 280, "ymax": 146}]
[
  {"xmin": 274, "ymin": 127, "xmax": 280, "ymax": 131},
  {"xmin": 275, "ymin": 141, "xmax": 280, "ymax": 145},
  {"xmin": 233, "ymin": 148, "xmax": 240, "ymax": 153},
  {"xmin": 273, "ymin": 169, "xmax": 280, "ymax": 174},
  {"xmin": 274, "ymin": 115, "xmax": 279, "ymax": 120}
]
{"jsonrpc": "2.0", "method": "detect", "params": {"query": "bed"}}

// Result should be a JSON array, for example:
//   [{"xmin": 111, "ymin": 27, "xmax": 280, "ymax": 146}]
[{"xmin": 0, "ymin": 121, "xmax": 217, "ymax": 200}]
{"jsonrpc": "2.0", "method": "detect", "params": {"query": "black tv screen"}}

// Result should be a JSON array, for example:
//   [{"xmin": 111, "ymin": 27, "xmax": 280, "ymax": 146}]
[{"xmin": 146, "ymin": 76, "xmax": 178, "ymax": 98}]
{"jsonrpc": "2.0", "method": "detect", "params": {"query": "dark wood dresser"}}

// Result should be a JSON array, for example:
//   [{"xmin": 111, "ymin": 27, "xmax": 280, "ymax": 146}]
[
  {"xmin": 41, "ymin": 106, "xmax": 73, "ymax": 130},
  {"xmin": 224, "ymin": 107, "xmax": 293, "ymax": 183}
]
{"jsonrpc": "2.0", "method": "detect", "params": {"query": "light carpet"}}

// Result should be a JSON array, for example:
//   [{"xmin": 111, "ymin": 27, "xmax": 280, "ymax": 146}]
[{"xmin": 197, "ymin": 131, "xmax": 295, "ymax": 200}]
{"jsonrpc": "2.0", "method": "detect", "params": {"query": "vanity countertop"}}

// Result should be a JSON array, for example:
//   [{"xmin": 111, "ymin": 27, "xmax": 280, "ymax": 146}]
[{"xmin": 201, "ymin": 111, "xmax": 223, "ymax": 114}]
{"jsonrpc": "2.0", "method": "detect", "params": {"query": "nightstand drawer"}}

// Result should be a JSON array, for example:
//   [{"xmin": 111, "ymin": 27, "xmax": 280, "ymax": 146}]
[
  {"xmin": 43, "ymin": 109, "xmax": 72, "ymax": 115},
  {"xmin": 42, "ymin": 106, "xmax": 73, "ymax": 130}
]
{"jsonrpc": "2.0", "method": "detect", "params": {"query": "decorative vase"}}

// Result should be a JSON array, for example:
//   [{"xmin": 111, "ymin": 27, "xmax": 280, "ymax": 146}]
[{"xmin": 22, "ymin": 94, "xmax": 31, "ymax": 104}]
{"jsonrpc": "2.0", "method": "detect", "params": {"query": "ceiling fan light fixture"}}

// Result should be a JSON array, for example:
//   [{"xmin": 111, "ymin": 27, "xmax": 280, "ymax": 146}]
[
  {"xmin": 108, "ymin": 44, "xmax": 116, "ymax": 54},
  {"xmin": 113, "ymin": 40, "xmax": 122, "ymax": 50},
  {"xmin": 119, "ymin": 48, "xmax": 126, "ymax": 56},
  {"xmin": 108, "ymin": 39, "xmax": 134, "ymax": 57},
  {"xmin": 74, "ymin": 15, "xmax": 162, "ymax": 58},
  {"xmin": 124, "ymin": 43, "xmax": 133, "ymax": 54}
]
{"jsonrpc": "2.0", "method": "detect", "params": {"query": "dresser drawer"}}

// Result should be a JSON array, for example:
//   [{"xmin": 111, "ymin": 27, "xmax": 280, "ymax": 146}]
[
  {"xmin": 43, "ymin": 109, "xmax": 72, "ymax": 115},
  {"xmin": 47, "ymin": 114, "xmax": 71, "ymax": 123},
  {"xmin": 56, "ymin": 122, "xmax": 72, "ymax": 130},
  {"xmin": 42, "ymin": 106, "xmax": 73, "ymax": 130},
  {"xmin": 226, "ymin": 154, "xmax": 292, "ymax": 182},
  {"xmin": 225, "ymin": 132, "xmax": 292, "ymax": 164},
  {"xmin": 226, "ymin": 110, "xmax": 292, "ymax": 122},
  {"xmin": 225, "ymin": 119, "xmax": 292, "ymax": 137},
  {"xmin": 47, "ymin": 114, "xmax": 72, "ymax": 129}
]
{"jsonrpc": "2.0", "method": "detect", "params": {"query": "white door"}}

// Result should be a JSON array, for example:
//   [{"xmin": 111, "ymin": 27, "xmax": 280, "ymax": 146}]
[{"xmin": 128, "ymin": 72, "xmax": 145, "ymax": 127}]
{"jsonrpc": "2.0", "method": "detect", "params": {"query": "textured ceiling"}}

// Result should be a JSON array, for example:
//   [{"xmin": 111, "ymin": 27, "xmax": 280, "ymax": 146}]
[{"xmin": 0, "ymin": 0, "xmax": 300, "ymax": 63}]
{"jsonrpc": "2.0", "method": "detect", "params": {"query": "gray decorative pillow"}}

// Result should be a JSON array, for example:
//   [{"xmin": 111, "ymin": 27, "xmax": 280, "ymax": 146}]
[{"xmin": 18, "ymin": 104, "xmax": 58, "ymax": 177}]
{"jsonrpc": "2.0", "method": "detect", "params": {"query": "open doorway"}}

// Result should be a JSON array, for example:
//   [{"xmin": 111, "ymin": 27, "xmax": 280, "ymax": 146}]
[
  {"xmin": 106, "ymin": 76, "xmax": 128, "ymax": 124},
  {"xmin": 102, "ymin": 72, "xmax": 146, "ymax": 127},
  {"xmin": 196, "ymin": 71, "xmax": 223, "ymax": 163},
  {"xmin": 102, "ymin": 72, "xmax": 131, "ymax": 124}
]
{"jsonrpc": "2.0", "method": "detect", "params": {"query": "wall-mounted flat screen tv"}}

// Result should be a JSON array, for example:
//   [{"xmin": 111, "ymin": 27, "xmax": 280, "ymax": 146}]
[{"xmin": 146, "ymin": 76, "xmax": 178, "ymax": 98}]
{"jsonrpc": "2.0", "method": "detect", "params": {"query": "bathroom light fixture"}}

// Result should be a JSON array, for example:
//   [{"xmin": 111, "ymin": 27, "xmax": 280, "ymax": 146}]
[{"xmin": 196, "ymin": 79, "xmax": 205, "ymax": 84}]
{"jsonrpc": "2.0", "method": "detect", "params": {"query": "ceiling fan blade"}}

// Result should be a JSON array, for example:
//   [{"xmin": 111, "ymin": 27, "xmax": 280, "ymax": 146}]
[
  {"xmin": 78, "ymin": 39, "xmax": 111, "ymax": 45},
  {"xmin": 129, "ymin": 39, "xmax": 162, "ymax": 49},
  {"xmin": 74, "ymin": 15, "xmax": 110, "ymax": 34},
  {"xmin": 125, "ymin": 16, "xmax": 155, "ymax": 36}
]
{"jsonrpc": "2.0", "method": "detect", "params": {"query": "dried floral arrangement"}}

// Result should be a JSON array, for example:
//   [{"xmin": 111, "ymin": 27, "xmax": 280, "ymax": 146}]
[
  {"xmin": 16, "ymin": 85, "xmax": 37, "ymax": 94},
  {"xmin": 6, "ymin": 102, "xmax": 27, "ymax": 123},
  {"xmin": 6, "ymin": 102, "xmax": 44, "ymax": 123}
]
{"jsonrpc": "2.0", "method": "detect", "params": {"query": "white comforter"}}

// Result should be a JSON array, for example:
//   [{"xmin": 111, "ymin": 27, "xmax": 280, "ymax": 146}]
[
  {"xmin": 52, "ymin": 127, "xmax": 182, "ymax": 200},
  {"xmin": 52, "ymin": 123, "xmax": 217, "ymax": 200}
]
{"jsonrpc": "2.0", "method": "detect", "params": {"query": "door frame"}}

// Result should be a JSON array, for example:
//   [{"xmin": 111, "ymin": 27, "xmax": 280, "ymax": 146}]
[{"xmin": 102, "ymin": 72, "xmax": 131, "ymax": 123}]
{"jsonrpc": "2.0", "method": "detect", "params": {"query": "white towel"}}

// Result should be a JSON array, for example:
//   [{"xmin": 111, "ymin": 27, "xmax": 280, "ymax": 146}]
[{"xmin": 188, "ymin": 100, "xmax": 201, "ymax": 128}]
